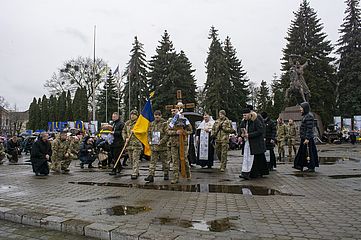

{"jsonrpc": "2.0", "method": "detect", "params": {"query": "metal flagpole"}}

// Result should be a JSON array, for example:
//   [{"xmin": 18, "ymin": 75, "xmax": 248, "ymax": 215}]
[
  {"xmin": 128, "ymin": 70, "xmax": 130, "ymax": 118},
  {"xmin": 117, "ymin": 70, "xmax": 121, "ymax": 115},
  {"xmin": 105, "ymin": 74, "xmax": 108, "ymax": 123},
  {"xmin": 92, "ymin": 25, "xmax": 96, "ymax": 121}
]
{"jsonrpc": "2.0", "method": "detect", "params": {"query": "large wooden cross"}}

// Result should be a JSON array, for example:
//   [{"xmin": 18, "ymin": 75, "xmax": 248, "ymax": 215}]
[{"xmin": 166, "ymin": 90, "xmax": 195, "ymax": 178}]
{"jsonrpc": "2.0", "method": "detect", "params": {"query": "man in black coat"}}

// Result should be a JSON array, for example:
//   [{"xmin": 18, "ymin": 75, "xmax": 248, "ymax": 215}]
[
  {"xmin": 261, "ymin": 112, "xmax": 277, "ymax": 171},
  {"xmin": 110, "ymin": 112, "xmax": 125, "ymax": 169},
  {"xmin": 30, "ymin": 132, "xmax": 52, "ymax": 176}
]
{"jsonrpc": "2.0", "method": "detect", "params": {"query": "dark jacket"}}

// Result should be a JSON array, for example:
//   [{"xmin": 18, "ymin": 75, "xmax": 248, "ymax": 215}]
[
  {"xmin": 299, "ymin": 102, "xmax": 314, "ymax": 140},
  {"xmin": 79, "ymin": 137, "xmax": 96, "ymax": 163},
  {"xmin": 264, "ymin": 117, "xmax": 276, "ymax": 150},
  {"xmin": 30, "ymin": 139, "xmax": 52, "ymax": 161},
  {"xmin": 112, "ymin": 119, "xmax": 124, "ymax": 147},
  {"xmin": 6, "ymin": 139, "xmax": 20, "ymax": 153},
  {"xmin": 240, "ymin": 112, "xmax": 266, "ymax": 155}
]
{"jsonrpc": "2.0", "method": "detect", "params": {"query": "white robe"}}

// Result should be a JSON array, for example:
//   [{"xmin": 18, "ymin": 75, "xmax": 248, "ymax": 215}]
[{"xmin": 241, "ymin": 122, "xmax": 254, "ymax": 173}]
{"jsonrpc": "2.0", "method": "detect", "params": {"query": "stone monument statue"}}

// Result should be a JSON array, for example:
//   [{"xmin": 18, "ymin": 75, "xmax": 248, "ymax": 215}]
[{"xmin": 285, "ymin": 55, "xmax": 311, "ymax": 104}]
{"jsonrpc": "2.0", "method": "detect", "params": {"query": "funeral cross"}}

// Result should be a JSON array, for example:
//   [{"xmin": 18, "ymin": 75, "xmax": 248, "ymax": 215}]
[{"xmin": 166, "ymin": 90, "xmax": 195, "ymax": 178}]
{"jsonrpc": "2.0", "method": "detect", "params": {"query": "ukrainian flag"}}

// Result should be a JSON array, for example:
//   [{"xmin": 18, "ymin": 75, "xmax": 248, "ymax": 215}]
[{"xmin": 132, "ymin": 98, "xmax": 154, "ymax": 156}]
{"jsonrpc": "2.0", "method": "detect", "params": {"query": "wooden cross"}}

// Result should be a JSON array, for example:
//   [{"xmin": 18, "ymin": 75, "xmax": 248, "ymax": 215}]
[{"xmin": 165, "ymin": 90, "xmax": 195, "ymax": 111}]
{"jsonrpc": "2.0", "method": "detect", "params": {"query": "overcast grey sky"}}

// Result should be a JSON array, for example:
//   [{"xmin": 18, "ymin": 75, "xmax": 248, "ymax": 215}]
[{"xmin": 0, "ymin": 0, "xmax": 346, "ymax": 111}]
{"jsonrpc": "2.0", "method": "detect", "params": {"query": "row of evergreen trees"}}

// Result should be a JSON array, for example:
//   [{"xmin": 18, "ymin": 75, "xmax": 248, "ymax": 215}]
[{"xmin": 29, "ymin": 0, "xmax": 361, "ymax": 131}]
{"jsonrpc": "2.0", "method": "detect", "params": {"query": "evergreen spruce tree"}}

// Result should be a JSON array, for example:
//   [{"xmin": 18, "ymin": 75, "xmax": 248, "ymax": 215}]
[
  {"xmin": 97, "ymin": 70, "xmax": 118, "ymax": 123},
  {"xmin": 224, "ymin": 36, "xmax": 249, "ymax": 122},
  {"xmin": 57, "ymin": 91, "xmax": 67, "ymax": 121},
  {"xmin": 40, "ymin": 95, "xmax": 49, "ymax": 130},
  {"xmin": 72, "ymin": 88, "xmax": 81, "ymax": 121},
  {"xmin": 269, "ymin": 74, "xmax": 284, "ymax": 120},
  {"xmin": 122, "ymin": 36, "xmax": 149, "ymax": 119},
  {"xmin": 28, "ymin": 98, "xmax": 37, "ymax": 130},
  {"xmin": 280, "ymin": 0, "xmax": 336, "ymax": 123},
  {"xmin": 204, "ymin": 26, "xmax": 231, "ymax": 119},
  {"xmin": 149, "ymin": 31, "xmax": 177, "ymax": 113},
  {"xmin": 80, "ymin": 87, "xmax": 89, "ymax": 121},
  {"xmin": 256, "ymin": 81, "xmax": 272, "ymax": 114},
  {"xmin": 48, "ymin": 95, "xmax": 58, "ymax": 122},
  {"xmin": 336, "ymin": 0, "xmax": 361, "ymax": 116},
  {"xmin": 66, "ymin": 90, "xmax": 73, "ymax": 121}
]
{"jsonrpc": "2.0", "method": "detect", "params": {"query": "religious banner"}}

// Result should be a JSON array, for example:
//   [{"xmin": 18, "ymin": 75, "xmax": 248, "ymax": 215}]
[
  {"xmin": 151, "ymin": 131, "xmax": 160, "ymax": 145},
  {"xmin": 199, "ymin": 130, "xmax": 209, "ymax": 160},
  {"xmin": 354, "ymin": 116, "xmax": 361, "ymax": 131},
  {"xmin": 333, "ymin": 116, "xmax": 341, "ymax": 131}
]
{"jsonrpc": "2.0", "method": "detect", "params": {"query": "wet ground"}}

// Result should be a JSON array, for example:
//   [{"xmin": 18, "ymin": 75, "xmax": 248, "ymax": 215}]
[{"xmin": 0, "ymin": 143, "xmax": 361, "ymax": 239}]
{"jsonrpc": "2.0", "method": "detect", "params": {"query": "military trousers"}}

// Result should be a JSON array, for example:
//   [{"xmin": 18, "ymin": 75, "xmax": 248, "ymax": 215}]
[
  {"xmin": 215, "ymin": 142, "xmax": 229, "ymax": 170},
  {"xmin": 287, "ymin": 138, "xmax": 297, "ymax": 159},
  {"xmin": 149, "ymin": 150, "xmax": 169, "ymax": 176},
  {"xmin": 277, "ymin": 140, "xmax": 286, "ymax": 160},
  {"xmin": 128, "ymin": 149, "xmax": 141, "ymax": 176},
  {"xmin": 170, "ymin": 146, "xmax": 190, "ymax": 180},
  {"xmin": 51, "ymin": 158, "xmax": 71, "ymax": 172}
]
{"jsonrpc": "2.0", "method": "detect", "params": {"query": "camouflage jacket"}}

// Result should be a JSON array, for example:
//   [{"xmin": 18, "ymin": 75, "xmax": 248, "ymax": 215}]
[
  {"xmin": 212, "ymin": 117, "xmax": 234, "ymax": 143},
  {"xmin": 51, "ymin": 138, "xmax": 70, "ymax": 161},
  {"xmin": 287, "ymin": 123, "xmax": 297, "ymax": 139},
  {"xmin": 0, "ymin": 143, "xmax": 5, "ymax": 154},
  {"xmin": 122, "ymin": 119, "xmax": 143, "ymax": 150},
  {"xmin": 167, "ymin": 116, "xmax": 193, "ymax": 147},
  {"xmin": 276, "ymin": 124, "xmax": 288, "ymax": 141},
  {"xmin": 148, "ymin": 118, "xmax": 169, "ymax": 151},
  {"xmin": 68, "ymin": 140, "xmax": 80, "ymax": 159}
]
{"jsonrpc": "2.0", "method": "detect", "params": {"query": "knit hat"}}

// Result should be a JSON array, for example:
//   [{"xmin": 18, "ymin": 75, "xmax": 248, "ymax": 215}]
[
  {"xmin": 242, "ymin": 108, "xmax": 251, "ymax": 114},
  {"xmin": 219, "ymin": 110, "xmax": 226, "ymax": 116},
  {"xmin": 130, "ymin": 109, "xmax": 139, "ymax": 116}
]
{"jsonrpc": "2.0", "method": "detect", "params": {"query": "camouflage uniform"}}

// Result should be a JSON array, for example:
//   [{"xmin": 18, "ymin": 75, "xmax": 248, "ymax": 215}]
[
  {"xmin": 276, "ymin": 123, "xmax": 288, "ymax": 161},
  {"xmin": 51, "ymin": 137, "xmax": 71, "ymax": 172},
  {"xmin": 68, "ymin": 138, "xmax": 80, "ymax": 160},
  {"xmin": 0, "ymin": 142, "xmax": 5, "ymax": 163},
  {"xmin": 212, "ymin": 117, "xmax": 234, "ymax": 171},
  {"xmin": 122, "ymin": 118, "xmax": 143, "ymax": 177},
  {"xmin": 287, "ymin": 122, "xmax": 297, "ymax": 159},
  {"xmin": 148, "ymin": 118, "xmax": 170, "ymax": 177},
  {"xmin": 167, "ymin": 116, "xmax": 192, "ymax": 183}
]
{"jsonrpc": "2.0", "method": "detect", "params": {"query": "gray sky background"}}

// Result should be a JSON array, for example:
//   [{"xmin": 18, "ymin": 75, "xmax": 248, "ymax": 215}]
[{"xmin": 0, "ymin": 0, "xmax": 346, "ymax": 111}]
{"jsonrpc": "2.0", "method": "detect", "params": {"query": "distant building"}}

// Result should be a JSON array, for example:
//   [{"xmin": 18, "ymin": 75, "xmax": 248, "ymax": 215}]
[
  {"xmin": 0, "ymin": 106, "xmax": 10, "ymax": 135},
  {"xmin": 9, "ymin": 110, "xmax": 29, "ymax": 135}
]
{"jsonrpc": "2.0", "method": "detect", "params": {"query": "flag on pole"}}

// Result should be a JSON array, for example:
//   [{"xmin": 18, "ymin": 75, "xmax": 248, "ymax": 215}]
[
  {"xmin": 113, "ymin": 65, "xmax": 119, "ymax": 75},
  {"xmin": 132, "ymin": 98, "xmax": 154, "ymax": 156}
]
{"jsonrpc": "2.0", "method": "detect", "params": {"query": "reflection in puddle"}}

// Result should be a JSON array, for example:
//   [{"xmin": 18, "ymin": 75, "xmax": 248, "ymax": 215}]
[
  {"xmin": 69, "ymin": 182, "xmax": 302, "ymax": 196},
  {"xmin": 153, "ymin": 216, "xmax": 239, "ymax": 232},
  {"xmin": 328, "ymin": 174, "xmax": 361, "ymax": 179},
  {"xmin": 102, "ymin": 205, "xmax": 151, "ymax": 216},
  {"xmin": 319, "ymin": 157, "xmax": 360, "ymax": 165},
  {"xmin": 77, "ymin": 195, "xmax": 122, "ymax": 203},
  {"xmin": 288, "ymin": 172, "xmax": 318, "ymax": 178}
]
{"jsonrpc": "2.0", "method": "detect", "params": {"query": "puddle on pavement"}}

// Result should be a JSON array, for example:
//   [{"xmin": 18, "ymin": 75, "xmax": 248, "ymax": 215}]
[
  {"xmin": 288, "ymin": 172, "xmax": 318, "ymax": 178},
  {"xmin": 328, "ymin": 174, "xmax": 361, "ymax": 179},
  {"xmin": 101, "ymin": 205, "xmax": 151, "ymax": 216},
  {"xmin": 77, "ymin": 195, "xmax": 122, "ymax": 203},
  {"xmin": 69, "ymin": 181, "xmax": 301, "ymax": 196},
  {"xmin": 153, "ymin": 216, "xmax": 239, "ymax": 232},
  {"xmin": 319, "ymin": 157, "xmax": 360, "ymax": 165}
]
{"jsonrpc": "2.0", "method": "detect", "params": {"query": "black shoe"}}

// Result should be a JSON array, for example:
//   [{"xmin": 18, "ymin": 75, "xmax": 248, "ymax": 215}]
[
  {"xmin": 240, "ymin": 172, "xmax": 251, "ymax": 180},
  {"xmin": 88, "ymin": 164, "xmax": 94, "ymax": 169},
  {"xmin": 131, "ymin": 175, "xmax": 138, "ymax": 180},
  {"xmin": 144, "ymin": 175, "xmax": 154, "ymax": 182},
  {"xmin": 80, "ymin": 163, "xmax": 84, "ymax": 169},
  {"xmin": 305, "ymin": 168, "xmax": 315, "ymax": 172},
  {"xmin": 109, "ymin": 169, "xmax": 117, "ymax": 175},
  {"xmin": 164, "ymin": 175, "xmax": 169, "ymax": 180},
  {"xmin": 35, "ymin": 172, "xmax": 40, "ymax": 176}
]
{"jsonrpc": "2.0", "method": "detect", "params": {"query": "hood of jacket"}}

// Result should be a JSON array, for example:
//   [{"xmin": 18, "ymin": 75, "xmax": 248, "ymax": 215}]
[{"xmin": 300, "ymin": 102, "xmax": 310, "ymax": 115}]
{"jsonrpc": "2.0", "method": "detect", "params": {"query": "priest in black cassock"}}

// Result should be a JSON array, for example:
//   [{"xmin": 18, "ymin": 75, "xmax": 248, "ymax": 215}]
[{"xmin": 195, "ymin": 113, "xmax": 215, "ymax": 168}]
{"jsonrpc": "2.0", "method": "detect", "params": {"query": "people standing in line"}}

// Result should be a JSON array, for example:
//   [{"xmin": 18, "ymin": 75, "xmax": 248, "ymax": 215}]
[
  {"xmin": 79, "ymin": 136, "xmax": 97, "ymax": 169},
  {"xmin": 261, "ymin": 112, "xmax": 277, "ymax": 171},
  {"xmin": 287, "ymin": 119, "xmax": 298, "ymax": 161},
  {"xmin": 195, "ymin": 112, "xmax": 215, "ymax": 168},
  {"xmin": 110, "ymin": 112, "xmax": 125, "ymax": 169},
  {"xmin": 240, "ymin": 108, "xmax": 269, "ymax": 180},
  {"xmin": 122, "ymin": 109, "xmax": 143, "ymax": 179},
  {"xmin": 145, "ymin": 110, "xmax": 170, "ymax": 183},
  {"xmin": 30, "ymin": 132, "xmax": 52, "ymax": 176},
  {"xmin": 167, "ymin": 107, "xmax": 192, "ymax": 184},
  {"xmin": 276, "ymin": 118, "xmax": 287, "ymax": 162},
  {"xmin": 212, "ymin": 110, "xmax": 235, "ymax": 172},
  {"xmin": 51, "ymin": 131, "xmax": 71, "ymax": 173},
  {"xmin": 294, "ymin": 102, "xmax": 319, "ymax": 172},
  {"xmin": 6, "ymin": 136, "xmax": 20, "ymax": 163}
]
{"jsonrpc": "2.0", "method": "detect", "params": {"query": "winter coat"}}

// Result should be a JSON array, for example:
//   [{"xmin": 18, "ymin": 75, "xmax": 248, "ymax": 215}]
[
  {"xmin": 299, "ymin": 102, "xmax": 314, "ymax": 140},
  {"xmin": 79, "ymin": 138, "xmax": 96, "ymax": 162},
  {"xmin": 30, "ymin": 139, "xmax": 52, "ymax": 162},
  {"xmin": 112, "ymin": 119, "xmax": 124, "ymax": 148},
  {"xmin": 264, "ymin": 117, "xmax": 277, "ymax": 150},
  {"xmin": 240, "ymin": 112, "xmax": 266, "ymax": 155},
  {"xmin": 212, "ymin": 117, "xmax": 234, "ymax": 143}
]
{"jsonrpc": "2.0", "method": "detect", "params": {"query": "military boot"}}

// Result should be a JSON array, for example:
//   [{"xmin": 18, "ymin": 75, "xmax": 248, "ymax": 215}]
[{"xmin": 144, "ymin": 175, "xmax": 154, "ymax": 183}]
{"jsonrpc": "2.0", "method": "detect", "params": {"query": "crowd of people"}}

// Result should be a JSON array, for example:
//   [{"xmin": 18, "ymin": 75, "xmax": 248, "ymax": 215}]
[{"xmin": 0, "ymin": 102, "xmax": 321, "ymax": 183}]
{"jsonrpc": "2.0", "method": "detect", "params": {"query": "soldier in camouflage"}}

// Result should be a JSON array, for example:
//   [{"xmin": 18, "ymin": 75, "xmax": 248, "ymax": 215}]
[
  {"xmin": 145, "ymin": 110, "xmax": 170, "ymax": 183},
  {"xmin": 122, "ymin": 109, "xmax": 143, "ymax": 179},
  {"xmin": 0, "ymin": 138, "xmax": 5, "ymax": 164},
  {"xmin": 167, "ymin": 108, "xmax": 192, "ymax": 184},
  {"xmin": 212, "ymin": 110, "xmax": 235, "ymax": 172},
  {"xmin": 68, "ymin": 136, "xmax": 81, "ymax": 160},
  {"xmin": 276, "ymin": 118, "xmax": 288, "ymax": 162},
  {"xmin": 51, "ymin": 131, "xmax": 71, "ymax": 173},
  {"xmin": 287, "ymin": 119, "xmax": 297, "ymax": 161}
]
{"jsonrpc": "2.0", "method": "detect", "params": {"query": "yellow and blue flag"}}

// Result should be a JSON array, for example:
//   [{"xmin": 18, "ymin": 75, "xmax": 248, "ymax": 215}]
[{"xmin": 132, "ymin": 98, "xmax": 154, "ymax": 156}]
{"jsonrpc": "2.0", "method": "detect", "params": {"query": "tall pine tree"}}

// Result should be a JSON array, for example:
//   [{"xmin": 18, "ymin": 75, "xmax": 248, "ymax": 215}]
[
  {"xmin": 66, "ymin": 90, "xmax": 73, "ymax": 121},
  {"xmin": 28, "ymin": 98, "xmax": 38, "ymax": 130},
  {"xmin": 256, "ymin": 80, "xmax": 271, "ymax": 114},
  {"xmin": 149, "ymin": 31, "xmax": 178, "ymax": 113},
  {"xmin": 269, "ymin": 74, "xmax": 284, "ymax": 120},
  {"xmin": 48, "ymin": 95, "xmax": 58, "ymax": 122},
  {"xmin": 57, "ymin": 91, "xmax": 67, "ymax": 121},
  {"xmin": 204, "ymin": 26, "xmax": 231, "ymax": 119},
  {"xmin": 224, "ymin": 36, "xmax": 249, "ymax": 122},
  {"xmin": 97, "ymin": 70, "xmax": 118, "ymax": 123},
  {"xmin": 122, "ymin": 36, "xmax": 149, "ymax": 119},
  {"xmin": 281, "ymin": 0, "xmax": 336, "ymax": 123},
  {"xmin": 40, "ymin": 95, "xmax": 49, "ymax": 130},
  {"xmin": 336, "ymin": 0, "xmax": 361, "ymax": 116}
]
